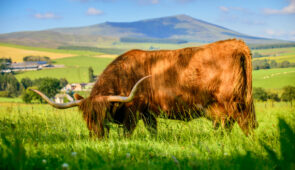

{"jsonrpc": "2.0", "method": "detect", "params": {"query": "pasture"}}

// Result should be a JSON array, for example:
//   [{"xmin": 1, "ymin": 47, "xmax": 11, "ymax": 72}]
[
  {"xmin": 253, "ymin": 67, "xmax": 295, "ymax": 89},
  {"xmin": 0, "ymin": 102, "xmax": 294, "ymax": 169}
]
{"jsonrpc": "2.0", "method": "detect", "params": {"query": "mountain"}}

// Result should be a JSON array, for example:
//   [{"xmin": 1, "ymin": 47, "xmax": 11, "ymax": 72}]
[{"xmin": 0, "ymin": 15, "xmax": 290, "ymax": 48}]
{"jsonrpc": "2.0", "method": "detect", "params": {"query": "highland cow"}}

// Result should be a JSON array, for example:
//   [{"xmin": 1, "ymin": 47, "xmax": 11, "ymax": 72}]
[{"xmin": 32, "ymin": 39, "xmax": 258, "ymax": 138}]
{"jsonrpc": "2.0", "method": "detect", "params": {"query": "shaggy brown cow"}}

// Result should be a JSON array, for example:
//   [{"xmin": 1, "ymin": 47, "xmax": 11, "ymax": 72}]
[{"xmin": 31, "ymin": 39, "xmax": 258, "ymax": 137}]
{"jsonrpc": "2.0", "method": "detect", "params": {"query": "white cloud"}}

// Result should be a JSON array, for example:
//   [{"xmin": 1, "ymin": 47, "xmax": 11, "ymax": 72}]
[
  {"xmin": 86, "ymin": 7, "xmax": 104, "ymax": 15},
  {"xmin": 264, "ymin": 0, "xmax": 295, "ymax": 14},
  {"xmin": 264, "ymin": 29, "xmax": 295, "ymax": 41},
  {"xmin": 34, "ymin": 12, "xmax": 60, "ymax": 19},
  {"xmin": 219, "ymin": 6, "xmax": 229, "ymax": 12}
]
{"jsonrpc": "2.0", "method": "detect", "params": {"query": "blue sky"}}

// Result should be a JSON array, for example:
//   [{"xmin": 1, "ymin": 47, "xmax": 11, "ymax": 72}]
[{"xmin": 0, "ymin": 0, "xmax": 295, "ymax": 41}]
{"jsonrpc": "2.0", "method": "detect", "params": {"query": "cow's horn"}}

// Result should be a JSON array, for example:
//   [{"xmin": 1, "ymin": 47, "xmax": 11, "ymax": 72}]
[
  {"xmin": 106, "ymin": 75, "xmax": 151, "ymax": 102},
  {"xmin": 30, "ymin": 89, "xmax": 82, "ymax": 109}
]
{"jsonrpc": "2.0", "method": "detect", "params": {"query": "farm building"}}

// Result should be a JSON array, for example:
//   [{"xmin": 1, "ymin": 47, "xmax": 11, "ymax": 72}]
[
  {"xmin": 1, "ymin": 61, "xmax": 52, "ymax": 72},
  {"xmin": 61, "ymin": 82, "xmax": 94, "ymax": 92}
]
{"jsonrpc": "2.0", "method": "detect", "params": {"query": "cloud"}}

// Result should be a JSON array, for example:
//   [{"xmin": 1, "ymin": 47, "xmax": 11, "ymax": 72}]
[
  {"xmin": 86, "ymin": 7, "xmax": 104, "ymax": 15},
  {"xmin": 219, "ymin": 6, "xmax": 229, "ymax": 12},
  {"xmin": 264, "ymin": 0, "xmax": 295, "ymax": 14},
  {"xmin": 264, "ymin": 29, "xmax": 295, "ymax": 41},
  {"xmin": 34, "ymin": 12, "xmax": 61, "ymax": 19}
]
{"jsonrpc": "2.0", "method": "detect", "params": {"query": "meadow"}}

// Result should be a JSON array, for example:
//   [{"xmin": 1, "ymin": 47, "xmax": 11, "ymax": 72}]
[
  {"xmin": 0, "ymin": 102, "xmax": 294, "ymax": 169},
  {"xmin": 1, "ymin": 42, "xmax": 295, "ymax": 169}
]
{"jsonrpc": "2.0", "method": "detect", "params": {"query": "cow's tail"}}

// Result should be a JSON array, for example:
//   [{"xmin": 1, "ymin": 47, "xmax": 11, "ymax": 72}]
[{"xmin": 241, "ymin": 42, "xmax": 258, "ymax": 131}]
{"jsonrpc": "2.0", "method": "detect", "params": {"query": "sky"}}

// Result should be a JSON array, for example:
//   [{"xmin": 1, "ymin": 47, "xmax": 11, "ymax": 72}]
[{"xmin": 0, "ymin": 0, "xmax": 295, "ymax": 41}]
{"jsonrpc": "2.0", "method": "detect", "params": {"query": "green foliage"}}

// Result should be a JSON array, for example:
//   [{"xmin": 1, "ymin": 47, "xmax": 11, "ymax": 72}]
[
  {"xmin": 59, "ymin": 78, "xmax": 68, "ymax": 88},
  {"xmin": 252, "ymin": 52, "xmax": 264, "ymax": 58},
  {"xmin": 268, "ymin": 92, "xmax": 280, "ymax": 102},
  {"xmin": 23, "ymin": 55, "xmax": 51, "ymax": 63},
  {"xmin": 34, "ymin": 77, "xmax": 62, "ymax": 98},
  {"xmin": 281, "ymin": 86, "xmax": 295, "ymax": 104},
  {"xmin": 21, "ymin": 86, "xmax": 41, "ymax": 103},
  {"xmin": 21, "ymin": 77, "xmax": 33, "ymax": 89},
  {"xmin": 0, "ymin": 73, "xmax": 22, "ymax": 97},
  {"xmin": 88, "ymin": 67, "xmax": 94, "ymax": 82},
  {"xmin": 253, "ymin": 87, "xmax": 268, "ymax": 101},
  {"xmin": 0, "ymin": 58, "xmax": 11, "ymax": 70}
]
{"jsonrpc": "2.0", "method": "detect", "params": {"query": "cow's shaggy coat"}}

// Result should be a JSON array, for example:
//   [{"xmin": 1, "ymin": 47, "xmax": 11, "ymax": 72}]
[{"xmin": 77, "ymin": 39, "xmax": 258, "ymax": 137}]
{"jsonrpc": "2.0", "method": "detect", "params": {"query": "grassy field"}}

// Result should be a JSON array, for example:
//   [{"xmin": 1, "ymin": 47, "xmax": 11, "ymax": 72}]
[
  {"xmin": 0, "ymin": 102, "xmax": 294, "ymax": 169},
  {"xmin": 252, "ymin": 47, "xmax": 295, "ymax": 63},
  {"xmin": 253, "ymin": 67, "xmax": 295, "ymax": 89},
  {"xmin": 15, "ymin": 56, "xmax": 113, "ymax": 83}
]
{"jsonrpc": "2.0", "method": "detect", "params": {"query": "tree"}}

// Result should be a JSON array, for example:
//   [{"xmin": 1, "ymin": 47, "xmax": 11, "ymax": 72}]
[
  {"xmin": 253, "ymin": 87, "xmax": 268, "ymax": 101},
  {"xmin": 59, "ymin": 78, "xmax": 68, "ymax": 87},
  {"xmin": 22, "ymin": 86, "xmax": 41, "ymax": 103},
  {"xmin": 0, "ymin": 73, "xmax": 21, "ymax": 97},
  {"xmin": 21, "ymin": 77, "xmax": 33, "ymax": 89},
  {"xmin": 280, "ymin": 61, "xmax": 290, "ymax": 68},
  {"xmin": 37, "ymin": 78, "xmax": 61, "ymax": 99},
  {"xmin": 270, "ymin": 60, "xmax": 278, "ymax": 68},
  {"xmin": 88, "ymin": 67, "xmax": 94, "ymax": 82},
  {"xmin": 281, "ymin": 86, "xmax": 295, "ymax": 106},
  {"xmin": 268, "ymin": 92, "xmax": 280, "ymax": 107}
]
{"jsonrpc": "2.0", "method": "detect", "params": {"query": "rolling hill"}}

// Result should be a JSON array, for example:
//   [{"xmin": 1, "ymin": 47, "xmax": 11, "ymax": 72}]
[{"xmin": 0, "ymin": 15, "xmax": 291, "ymax": 48}]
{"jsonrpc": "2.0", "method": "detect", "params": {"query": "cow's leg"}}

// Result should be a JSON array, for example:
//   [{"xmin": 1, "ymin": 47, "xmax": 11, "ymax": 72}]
[
  {"xmin": 87, "ymin": 121, "xmax": 104, "ymax": 138},
  {"xmin": 122, "ymin": 110, "xmax": 139, "ymax": 137},
  {"xmin": 142, "ymin": 112, "xmax": 157, "ymax": 136}
]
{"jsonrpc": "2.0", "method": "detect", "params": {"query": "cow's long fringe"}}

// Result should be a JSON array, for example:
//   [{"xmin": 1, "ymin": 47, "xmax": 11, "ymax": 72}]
[{"xmin": 79, "ymin": 96, "xmax": 110, "ymax": 137}]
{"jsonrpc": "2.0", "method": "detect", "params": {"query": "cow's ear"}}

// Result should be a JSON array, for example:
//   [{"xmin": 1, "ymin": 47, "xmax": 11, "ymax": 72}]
[{"xmin": 74, "ymin": 93, "xmax": 84, "ymax": 100}]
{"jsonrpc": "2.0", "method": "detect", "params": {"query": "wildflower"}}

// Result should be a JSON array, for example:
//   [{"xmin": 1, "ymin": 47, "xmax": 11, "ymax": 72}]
[
  {"xmin": 62, "ymin": 163, "xmax": 69, "ymax": 170},
  {"xmin": 42, "ymin": 159, "xmax": 47, "ymax": 164},
  {"xmin": 71, "ymin": 152, "xmax": 77, "ymax": 157},
  {"xmin": 224, "ymin": 152, "xmax": 228, "ymax": 156},
  {"xmin": 126, "ymin": 153, "xmax": 131, "ymax": 158}
]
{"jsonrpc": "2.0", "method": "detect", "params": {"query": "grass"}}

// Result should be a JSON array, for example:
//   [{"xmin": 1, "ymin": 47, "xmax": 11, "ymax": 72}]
[
  {"xmin": 0, "ymin": 97, "xmax": 23, "ymax": 103},
  {"xmin": 253, "ymin": 67, "xmax": 295, "ymax": 89},
  {"xmin": 0, "ymin": 101, "xmax": 294, "ymax": 169}
]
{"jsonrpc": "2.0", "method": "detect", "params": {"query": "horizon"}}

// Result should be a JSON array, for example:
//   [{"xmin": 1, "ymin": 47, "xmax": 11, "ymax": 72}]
[{"xmin": 0, "ymin": 0, "xmax": 295, "ymax": 41}]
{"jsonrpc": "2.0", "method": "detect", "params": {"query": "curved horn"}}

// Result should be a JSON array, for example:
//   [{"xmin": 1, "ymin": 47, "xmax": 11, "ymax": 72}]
[
  {"xmin": 30, "ymin": 89, "xmax": 82, "ymax": 109},
  {"xmin": 106, "ymin": 75, "xmax": 151, "ymax": 102}
]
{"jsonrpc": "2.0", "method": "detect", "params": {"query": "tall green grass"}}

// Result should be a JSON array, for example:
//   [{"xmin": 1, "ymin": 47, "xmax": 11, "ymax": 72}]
[{"xmin": 0, "ymin": 102, "xmax": 294, "ymax": 169}]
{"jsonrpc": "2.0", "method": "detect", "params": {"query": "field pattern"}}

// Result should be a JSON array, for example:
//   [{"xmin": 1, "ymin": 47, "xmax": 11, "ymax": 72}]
[
  {"xmin": 0, "ymin": 102, "xmax": 294, "ymax": 169},
  {"xmin": 252, "ymin": 47, "xmax": 295, "ymax": 63},
  {"xmin": 0, "ymin": 45, "xmax": 75, "ymax": 62},
  {"xmin": 15, "ymin": 56, "xmax": 113, "ymax": 83}
]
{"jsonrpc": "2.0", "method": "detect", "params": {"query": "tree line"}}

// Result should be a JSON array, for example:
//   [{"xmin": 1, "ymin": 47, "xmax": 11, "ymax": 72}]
[
  {"xmin": 0, "ymin": 73, "xmax": 68, "ymax": 103},
  {"xmin": 252, "ymin": 59, "xmax": 295, "ymax": 70},
  {"xmin": 253, "ymin": 86, "xmax": 295, "ymax": 106}
]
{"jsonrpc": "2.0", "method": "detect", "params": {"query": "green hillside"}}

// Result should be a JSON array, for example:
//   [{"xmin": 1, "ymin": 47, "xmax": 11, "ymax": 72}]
[{"xmin": 253, "ymin": 67, "xmax": 295, "ymax": 89}]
